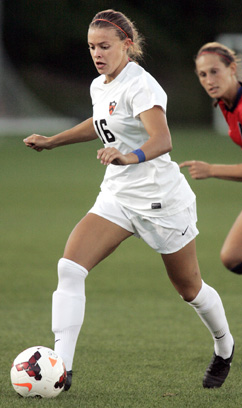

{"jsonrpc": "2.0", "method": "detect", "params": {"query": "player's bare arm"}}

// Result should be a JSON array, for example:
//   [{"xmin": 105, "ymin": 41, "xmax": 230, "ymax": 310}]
[
  {"xmin": 180, "ymin": 160, "xmax": 242, "ymax": 181},
  {"xmin": 139, "ymin": 106, "xmax": 172, "ymax": 159},
  {"xmin": 23, "ymin": 117, "xmax": 98, "ymax": 152},
  {"xmin": 208, "ymin": 163, "xmax": 242, "ymax": 181},
  {"xmin": 97, "ymin": 106, "xmax": 172, "ymax": 166}
]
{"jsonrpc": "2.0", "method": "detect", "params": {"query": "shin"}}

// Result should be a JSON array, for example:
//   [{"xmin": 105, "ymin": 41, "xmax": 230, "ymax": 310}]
[
  {"xmin": 188, "ymin": 280, "xmax": 233, "ymax": 358},
  {"xmin": 52, "ymin": 258, "xmax": 88, "ymax": 370}
]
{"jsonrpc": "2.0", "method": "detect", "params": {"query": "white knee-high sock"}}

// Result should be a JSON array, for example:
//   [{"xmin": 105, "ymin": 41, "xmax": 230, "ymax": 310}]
[
  {"xmin": 188, "ymin": 281, "xmax": 233, "ymax": 359},
  {"xmin": 52, "ymin": 258, "xmax": 88, "ymax": 371}
]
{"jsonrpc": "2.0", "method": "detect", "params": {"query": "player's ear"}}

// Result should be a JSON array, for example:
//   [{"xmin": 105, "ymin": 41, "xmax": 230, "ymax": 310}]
[
  {"xmin": 123, "ymin": 38, "xmax": 133, "ymax": 51},
  {"xmin": 229, "ymin": 61, "xmax": 237, "ymax": 76}
]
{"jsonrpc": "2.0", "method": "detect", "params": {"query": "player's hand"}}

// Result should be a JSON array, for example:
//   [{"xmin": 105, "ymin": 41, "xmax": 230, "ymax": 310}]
[
  {"xmin": 179, "ymin": 160, "xmax": 212, "ymax": 179},
  {"xmin": 97, "ymin": 147, "xmax": 129, "ymax": 166},
  {"xmin": 23, "ymin": 134, "xmax": 51, "ymax": 152}
]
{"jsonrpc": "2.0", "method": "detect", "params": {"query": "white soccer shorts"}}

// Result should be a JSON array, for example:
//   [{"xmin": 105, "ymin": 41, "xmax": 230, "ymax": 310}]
[{"xmin": 88, "ymin": 190, "xmax": 199, "ymax": 254}]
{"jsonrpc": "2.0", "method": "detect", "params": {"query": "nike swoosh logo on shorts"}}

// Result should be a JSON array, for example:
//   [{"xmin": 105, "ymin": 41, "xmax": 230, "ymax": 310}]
[{"xmin": 182, "ymin": 226, "xmax": 189, "ymax": 235}]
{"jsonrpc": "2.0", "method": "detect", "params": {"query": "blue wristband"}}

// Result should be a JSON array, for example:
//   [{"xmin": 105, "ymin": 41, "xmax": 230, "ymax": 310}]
[{"xmin": 132, "ymin": 149, "xmax": 146, "ymax": 163}]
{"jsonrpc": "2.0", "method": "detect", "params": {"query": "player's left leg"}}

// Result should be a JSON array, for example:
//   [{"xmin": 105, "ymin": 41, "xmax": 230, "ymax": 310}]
[
  {"xmin": 162, "ymin": 239, "xmax": 234, "ymax": 388},
  {"xmin": 52, "ymin": 213, "xmax": 133, "ymax": 390},
  {"xmin": 220, "ymin": 210, "xmax": 242, "ymax": 274}
]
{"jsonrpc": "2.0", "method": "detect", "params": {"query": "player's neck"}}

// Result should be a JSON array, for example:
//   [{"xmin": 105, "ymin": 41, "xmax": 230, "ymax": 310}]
[
  {"xmin": 221, "ymin": 81, "xmax": 241, "ymax": 109},
  {"xmin": 104, "ymin": 59, "xmax": 130, "ymax": 84}
]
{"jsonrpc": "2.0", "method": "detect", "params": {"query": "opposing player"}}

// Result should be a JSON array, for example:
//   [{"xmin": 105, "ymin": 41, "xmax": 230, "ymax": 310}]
[
  {"xmin": 180, "ymin": 42, "xmax": 242, "ymax": 275},
  {"xmin": 23, "ymin": 13, "xmax": 234, "ymax": 390}
]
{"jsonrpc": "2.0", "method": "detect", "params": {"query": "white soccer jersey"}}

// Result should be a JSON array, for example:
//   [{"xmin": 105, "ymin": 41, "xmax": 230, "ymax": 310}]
[{"xmin": 90, "ymin": 62, "xmax": 195, "ymax": 217}]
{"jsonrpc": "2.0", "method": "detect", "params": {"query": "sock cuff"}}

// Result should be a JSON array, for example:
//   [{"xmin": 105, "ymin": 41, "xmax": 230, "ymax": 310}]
[
  {"xmin": 57, "ymin": 258, "xmax": 88, "ymax": 295},
  {"xmin": 189, "ymin": 280, "xmax": 205, "ymax": 306},
  {"xmin": 189, "ymin": 280, "xmax": 217, "ymax": 312},
  {"xmin": 58, "ymin": 257, "xmax": 88, "ymax": 278}
]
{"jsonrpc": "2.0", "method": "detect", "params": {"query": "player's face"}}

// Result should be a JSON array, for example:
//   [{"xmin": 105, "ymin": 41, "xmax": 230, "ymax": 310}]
[
  {"xmin": 196, "ymin": 54, "xmax": 237, "ymax": 101},
  {"xmin": 88, "ymin": 27, "xmax": 130, "ymax": 83}
]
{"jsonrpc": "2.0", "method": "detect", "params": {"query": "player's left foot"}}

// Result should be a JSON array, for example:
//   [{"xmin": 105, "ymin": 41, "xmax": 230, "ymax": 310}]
[
  {"xmin": 203, "ymin": 344, "xmax": 234, "ymax": 388},
  {"xmin": 64, "ymin": 370, "xmax": 73, "ymax": 391}
]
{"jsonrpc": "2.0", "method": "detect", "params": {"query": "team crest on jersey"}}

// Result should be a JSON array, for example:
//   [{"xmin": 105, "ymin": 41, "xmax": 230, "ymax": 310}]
[{"xmin": 109, "ymin": 101, "xmax": 117, "ymax": 115}]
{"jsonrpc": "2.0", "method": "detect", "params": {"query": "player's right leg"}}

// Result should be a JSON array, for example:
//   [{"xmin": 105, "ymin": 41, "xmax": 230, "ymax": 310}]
[
  {"xmin": 52, "ymin": 213, "xmax": 133, "ymax": 390},
  {"xmin": 162, "ymin": 239, "xmax": 234, "ymax": 388},
  {"xmin": 220, "ymin": 211, "xmax": 242, "ymax": 274}
]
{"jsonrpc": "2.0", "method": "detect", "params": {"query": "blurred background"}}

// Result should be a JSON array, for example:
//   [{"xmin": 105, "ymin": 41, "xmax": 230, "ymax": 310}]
[
  {"xmin": 1, "ymin": 0, "xmax": 242, "ymax": 134},
  {"xmin": 1, "ymin": 3, "xmax": 242, "ymax": 405}
]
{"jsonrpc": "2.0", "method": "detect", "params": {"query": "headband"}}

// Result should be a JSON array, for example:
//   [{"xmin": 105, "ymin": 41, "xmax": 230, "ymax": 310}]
[
  {"xmin": 92, "ymin": 18, "xmax": 133, "ymax": 43},
  {"xmin": 197, "ymin": 51, "xmax": 233, "ymax": 63}
]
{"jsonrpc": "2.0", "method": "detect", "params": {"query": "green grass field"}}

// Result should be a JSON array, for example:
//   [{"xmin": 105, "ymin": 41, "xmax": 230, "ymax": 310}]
[{"xmin": 1, "ymin": 127, "xmax": 241, "ymax": 408}]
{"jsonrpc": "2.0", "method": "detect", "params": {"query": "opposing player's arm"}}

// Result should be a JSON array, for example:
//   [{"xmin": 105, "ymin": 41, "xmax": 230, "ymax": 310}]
[
  {"xmin": 180, "ymin": 160, "xmax": 242, "ymax": 182},
  {"xmin": 23, "ymin": 117, "xmax": 98, "ymax": 152},
  {"xmin": 208, "ymin": 163, "xmax": 242, "ymax": 181}
]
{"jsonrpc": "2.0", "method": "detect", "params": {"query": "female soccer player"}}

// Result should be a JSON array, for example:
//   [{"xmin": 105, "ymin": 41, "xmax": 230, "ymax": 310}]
[
  {"xmin": 180, "ymin": 42, "xmax": 242, "ymax": 275},
  {"xmin": 24, "ymin": 13, "xmax": 234, "ymax": 390}
]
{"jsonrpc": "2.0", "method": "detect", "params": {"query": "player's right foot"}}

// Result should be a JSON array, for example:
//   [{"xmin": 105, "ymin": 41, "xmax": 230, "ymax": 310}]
[
  {"xmin": 64, "ymin": 370, "xmax": 73, "ymax": 391},
  {"xmin": 203, "ymin": 344, "xmax": 234, "ymax": 388}
]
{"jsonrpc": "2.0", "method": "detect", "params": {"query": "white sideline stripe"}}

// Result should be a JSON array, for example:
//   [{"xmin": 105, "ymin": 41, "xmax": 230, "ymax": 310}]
[{"xmin": 0, "ymin": 117, "xmax": 78, "ymax": 136}]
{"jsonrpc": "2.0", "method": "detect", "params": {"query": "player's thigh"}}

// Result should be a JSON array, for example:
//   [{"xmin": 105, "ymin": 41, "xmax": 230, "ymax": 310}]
[
  {"xmin": 63, "ymin": 213, "xmax": 133, "ymax": 270},
  {"xmin": 221, "ymin": 211, "xmax": 242, "ymax": 266},
  {"xmin": 161, "ymin": 239, "xmax": 202, "ymax": 301}
]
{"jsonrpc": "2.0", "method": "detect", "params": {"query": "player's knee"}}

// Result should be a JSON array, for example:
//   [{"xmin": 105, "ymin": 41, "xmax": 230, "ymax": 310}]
[
  {"xmin": 179, "ymin": 282, "xmax": 202, "ymax": 303},
  {"xmin": 221, "ymin": 256, "xmax": 234, "ymax": 271},
  {"xmin": 230, "ymin": 262, "xmax": 242, "ymax": 275},
  {"xmin": 220, "ymin": 248, "xmax": 233, "ymax": 270},
  {"xmin": 220, "ymin": 250, "xmax": 242, "ymax": 274}
]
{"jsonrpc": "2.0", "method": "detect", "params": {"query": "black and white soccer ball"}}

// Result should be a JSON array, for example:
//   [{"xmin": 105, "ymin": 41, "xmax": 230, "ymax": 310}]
[{"xmin": 10, "ymin": 346, "xmax": 66, "ymax": 398}]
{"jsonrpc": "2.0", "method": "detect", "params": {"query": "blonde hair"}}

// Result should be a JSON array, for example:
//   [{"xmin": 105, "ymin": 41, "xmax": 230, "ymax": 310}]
[{"xmin": 89, "ymin": 9, "xmax": 144, "ymax": 63}]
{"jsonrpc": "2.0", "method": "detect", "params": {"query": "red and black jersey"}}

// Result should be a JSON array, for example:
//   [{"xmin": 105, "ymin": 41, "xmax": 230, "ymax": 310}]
[{"xmin": 218, "ymin": 84, "xmax": 242, "ymax": 148}]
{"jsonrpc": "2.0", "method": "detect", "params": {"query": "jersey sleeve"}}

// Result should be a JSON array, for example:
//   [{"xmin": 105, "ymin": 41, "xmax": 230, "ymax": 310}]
[{"xmin": 130, "ymin": 72, "xmax": 167, "ymax": 118}]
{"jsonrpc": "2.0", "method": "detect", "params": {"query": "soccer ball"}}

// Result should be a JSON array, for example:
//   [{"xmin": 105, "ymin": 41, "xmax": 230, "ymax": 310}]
[{"xmin": 10, "ymin": 346, "xmax": 66, "ymax": 398}]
